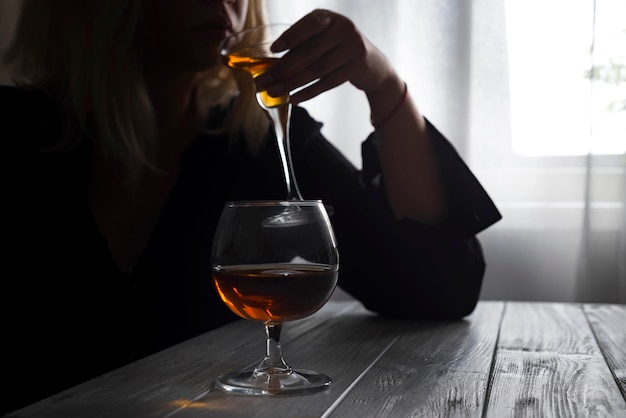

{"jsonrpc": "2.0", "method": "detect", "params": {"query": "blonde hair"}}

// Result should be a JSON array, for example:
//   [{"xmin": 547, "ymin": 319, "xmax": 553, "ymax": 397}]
[{"xmin": 4, "ymin": 0, "xmax": 270, "ymax": 184}]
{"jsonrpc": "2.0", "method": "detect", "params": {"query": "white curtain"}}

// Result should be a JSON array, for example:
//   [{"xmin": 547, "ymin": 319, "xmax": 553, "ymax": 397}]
[
  {"xmin": 267, "ymin": 0, "xmax": 626, "ymax": 303},
  {"xmin": 1, "ymin": 0, "xmax": 624, "ymax": 303}
]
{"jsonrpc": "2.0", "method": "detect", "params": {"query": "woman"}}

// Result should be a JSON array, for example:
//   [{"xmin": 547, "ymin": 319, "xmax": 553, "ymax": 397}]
[{"xmin": 1, "ymin": 0, "xmax": 500, "ymax": 413}]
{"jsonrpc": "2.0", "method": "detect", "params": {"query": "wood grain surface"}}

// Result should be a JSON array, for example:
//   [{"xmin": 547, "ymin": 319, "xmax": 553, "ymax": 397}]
[{"xmin": 6, "ymin": 301, "xmax": 626, "ymax": 418}]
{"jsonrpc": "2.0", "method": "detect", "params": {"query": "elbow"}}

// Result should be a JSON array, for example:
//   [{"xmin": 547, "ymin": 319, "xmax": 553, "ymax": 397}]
[
  {"xmin": 366, "ymin": 289, "xmax": 481, "ymax": 321},
  {"xmin": 363, "ymin": 249, "xmax": 486, "ymax": 320},
  {"xmin": 430, "ymin": 291, "xmax": 481, "ymax": 319}
]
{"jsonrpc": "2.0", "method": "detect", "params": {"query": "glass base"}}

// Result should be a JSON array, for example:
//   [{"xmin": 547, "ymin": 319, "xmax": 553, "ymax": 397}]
[{"xmin": 215, "ymin": 369, "xmax": 332, "ymax": 396}]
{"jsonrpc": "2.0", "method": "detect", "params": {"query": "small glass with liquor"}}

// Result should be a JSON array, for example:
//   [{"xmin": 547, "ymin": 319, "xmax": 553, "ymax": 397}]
[{"xmin": 220, "ymin": 23, "xmax": 311, "ymax": 226}]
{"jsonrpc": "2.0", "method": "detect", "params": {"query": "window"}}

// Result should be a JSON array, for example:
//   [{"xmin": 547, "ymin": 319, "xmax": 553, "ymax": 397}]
[{"xmin": 506, "ymin": 0, "xmax": 625, "ymax": 157}]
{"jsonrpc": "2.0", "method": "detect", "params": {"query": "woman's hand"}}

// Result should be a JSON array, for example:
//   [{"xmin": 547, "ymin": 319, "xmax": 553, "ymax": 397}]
[
  {"xmin": 255, "ymin": 9, "xmax": 398, "ymax": 104},
  {"xmin": 256, "ymin": 9, "xmax": 447, "ymax": 225}
]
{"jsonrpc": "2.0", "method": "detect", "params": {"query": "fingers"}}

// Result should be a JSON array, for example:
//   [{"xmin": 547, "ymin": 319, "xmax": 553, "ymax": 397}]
[
  {"xmin": 263, "ymin": 38, "xmax": 348, "ymax": 100},
  {"xmin": 280, "ymin": 41, "xmax": 356, "ymax": 103},
  {"xmin": 271, "ymin": 9, "xmax": 336, "ymax": 52},
  {"xmin": 289, "ymin": 70, "xmax": 346, "ymax": 104},
  {"xmin": 257, "ymin": 9, "xmax": 363, "ymax": 103}
]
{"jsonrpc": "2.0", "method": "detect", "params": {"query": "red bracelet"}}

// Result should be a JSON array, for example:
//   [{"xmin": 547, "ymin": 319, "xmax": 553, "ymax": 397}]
[{"xmin": 371, "ymin": 82, "xmax": 408, "ymax": 130}]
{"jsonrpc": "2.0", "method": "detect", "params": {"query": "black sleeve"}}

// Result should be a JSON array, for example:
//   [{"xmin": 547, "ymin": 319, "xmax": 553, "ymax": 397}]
[{"xmin": 290, "ymin": 106, "xmax": 502, "ymax": 319}]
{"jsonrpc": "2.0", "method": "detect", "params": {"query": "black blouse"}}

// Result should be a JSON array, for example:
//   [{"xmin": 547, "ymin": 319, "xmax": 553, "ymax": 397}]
[{"xmin": 1, "ymin": 85, "xmax": 501, "ymax": 413}]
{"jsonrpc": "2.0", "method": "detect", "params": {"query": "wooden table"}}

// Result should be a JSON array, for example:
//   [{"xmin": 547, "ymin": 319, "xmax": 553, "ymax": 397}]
[{"xmin": 7, "ymin": 299, "xmax": 626, "ymax": 417}]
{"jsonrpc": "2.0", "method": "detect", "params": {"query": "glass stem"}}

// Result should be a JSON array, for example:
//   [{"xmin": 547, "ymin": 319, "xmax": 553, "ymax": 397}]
[
  {"xmin": 266, "ymin": 103, "xmax": 303, "ymax": 201},
  {"xmin": 255, "ymin": 323, "xmax": 292, "ymax": 375}
]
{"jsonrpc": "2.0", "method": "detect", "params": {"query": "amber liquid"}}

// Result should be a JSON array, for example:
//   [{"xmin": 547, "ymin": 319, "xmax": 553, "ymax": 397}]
[
  {"xmin": 213, "ymin": 263, "xmax": 338, "ymax": 322},
  {"xmin": 223, "ymin": 55, "xmax": 289, "ymax": 108}
]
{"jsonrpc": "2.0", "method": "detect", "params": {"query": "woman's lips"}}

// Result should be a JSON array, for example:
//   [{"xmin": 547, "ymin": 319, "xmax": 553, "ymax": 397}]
[
  {"xmin": 193, "ymin": 25, "xmax": 231, "ymax": 42},
  {"xmin": 193, "ymin": 17, "xmax": 232, "ymax": 42}
]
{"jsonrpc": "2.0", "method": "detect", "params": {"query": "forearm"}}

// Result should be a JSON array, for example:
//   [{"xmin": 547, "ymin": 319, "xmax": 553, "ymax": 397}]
[{"xmin": 366, "ymin": 77, "xmax": 446, "ymax": 224}]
